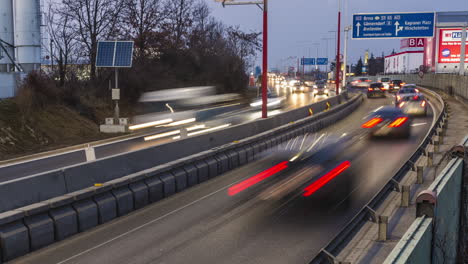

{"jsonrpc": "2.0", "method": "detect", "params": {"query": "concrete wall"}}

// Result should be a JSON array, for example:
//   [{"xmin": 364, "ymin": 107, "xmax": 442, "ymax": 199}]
[
  {"xmin": 430, "ymin": 157, "xmax": 464, "ymax": 263},
  {"xmin": 384, "ymin": 216, "xmax": 433, "ymax": 264},
  {"xmin": 378, "ymin": 73, "xmax": 468, "ymax": 102},
  {"xmin": 384, "ymin": 136, "xmax": 468, "ymax": 264},
  {"xmin": 0, "ymin": 94, "xmax": 361, "ymax": 213}
]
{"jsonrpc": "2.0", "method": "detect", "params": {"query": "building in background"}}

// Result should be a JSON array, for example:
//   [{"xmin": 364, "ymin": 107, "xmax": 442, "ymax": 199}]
[
  {"xmin": 424, "ymin": 11, "xmax": 468, "ymax": 73},
  {"xmin": 385, "ymin": 50, "xmax": 424, "ymax": 74}
]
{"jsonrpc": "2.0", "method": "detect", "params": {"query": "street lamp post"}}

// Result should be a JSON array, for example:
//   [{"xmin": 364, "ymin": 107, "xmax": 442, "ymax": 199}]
[
  {"xmin": 322, "ymin": 37, "xmax": 333, "ymax": 73},
  {"xmin": 343, "ymin": 26, "xmax": 351, "ymax": 88},
  {"xmin": 335, "ymin": 0, "xmax": 342, "ymax": 95},
  {"xmin": 216, "ymin": 0, "xmax": 268, "ymax": 118}
]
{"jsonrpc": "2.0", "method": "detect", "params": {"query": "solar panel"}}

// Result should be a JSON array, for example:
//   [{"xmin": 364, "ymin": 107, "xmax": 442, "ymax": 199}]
[{"xmin": 96, "ymin": 41, "xmax": 134, "ymax": 68}]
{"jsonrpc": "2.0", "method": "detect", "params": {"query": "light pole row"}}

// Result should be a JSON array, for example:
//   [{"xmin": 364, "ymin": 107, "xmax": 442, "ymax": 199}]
[{"xmin": 216, "ymin": 0, "xmax": 268, "ymax": 118}]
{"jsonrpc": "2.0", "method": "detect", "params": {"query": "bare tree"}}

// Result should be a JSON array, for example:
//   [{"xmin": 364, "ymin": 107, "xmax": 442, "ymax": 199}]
[
  {"xmin": 123, "ymin": 0, "xmax": 166, "ymax": 56},
  {"xmin": 164, "ymin": 0, "xmax": 194, "ymax": 48},
  {"xmin": 46, "ymin": 3, "xmax": 79, "ymax": 86},
  {"xmin": 62, "ymin": 0, "xmax": 125, "ymax": 80}
]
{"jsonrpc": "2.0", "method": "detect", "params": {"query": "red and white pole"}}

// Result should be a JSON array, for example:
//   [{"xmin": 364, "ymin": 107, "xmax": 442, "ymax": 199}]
[
  {"xmin": 261, "ymin": 0, "xmax": 268, "ymax": 118},
  {"xmin": 335, "ymin": 0, "xmax": 341, "ymax": 95}
]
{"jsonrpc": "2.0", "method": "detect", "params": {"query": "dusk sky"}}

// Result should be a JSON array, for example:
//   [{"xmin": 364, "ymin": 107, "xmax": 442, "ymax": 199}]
[{"xmin": 205, "ymin": 0, "xmax": 468, "ymax": 72}]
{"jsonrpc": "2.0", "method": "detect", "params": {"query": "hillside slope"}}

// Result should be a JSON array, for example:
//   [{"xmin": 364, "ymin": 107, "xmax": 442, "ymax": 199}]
[{"xmin": 0, "ymin": 99, "xmax": 112, "ymax": 160}]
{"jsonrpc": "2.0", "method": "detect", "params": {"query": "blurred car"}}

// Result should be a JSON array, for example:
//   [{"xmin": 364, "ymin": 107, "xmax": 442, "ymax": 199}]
[
  {"xmin": 378, "ymin": 77, "xmax": 392, "ymax": 90},
  {"xmin": 395, "ymin": 85, "xmax": 420, "ymax": 103},
  {"xmin": 398, "ymin": 94, "xmax": 428, "ymax": 116},
  {"xmin": 350, "ymin": 77, "xmax": 372, "ymax": 88},
  {"xmin": 367, "ymin": 83, "xmax": 386, "ymax": 98},
  {"xmin": 292, "ymin": 81, "xmax": 307, "ymax": 93},
  {"xmin": 230, "ymin": 134, "xmax": 360, "ymax": 203},
  {"xmin": 361, "ymin": 106, "xmax": 411, "ymax": 138},
  {"xmin": 312, "ymin": 80, "xmax": 329, "ymax": 97},
  {"xmin": 250, "ymin": 92, "xmax": 286, "ymax": 109},
  {"xmin": 389, "ymin": 79, "xmax": 406, "ymax": 92}
]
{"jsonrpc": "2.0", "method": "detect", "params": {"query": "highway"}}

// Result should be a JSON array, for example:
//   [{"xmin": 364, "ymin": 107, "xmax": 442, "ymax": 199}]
[
  {"xmin": 0, "ymin": 83, "xmax": 327, "ymax": 182},
  {"xmin": 13, "ymin": 93, "xmax": 437, "ymax": 264}
]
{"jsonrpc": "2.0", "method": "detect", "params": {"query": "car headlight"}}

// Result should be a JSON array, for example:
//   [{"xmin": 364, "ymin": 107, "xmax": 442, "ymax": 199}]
[
  {"xmin": 300, "ymin": 87, "xmax": 304, "ymax": 91},
  {"xmin": 250, "ymin": 101, "xmax": 262, "ymax": 107},
  {"xmin": 324, "ymin": 89, "xmax": 329, "ymax": 93}
]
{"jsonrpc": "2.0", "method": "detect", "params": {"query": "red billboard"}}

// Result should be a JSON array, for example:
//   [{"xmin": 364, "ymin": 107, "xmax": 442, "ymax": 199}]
[
  {"xmin": 400, "ymin": 38, "xmax": 425, "ymax": 49},
  {"xmin": 438, "ymin": 28, "xmax": 468, "ymax": 63}
]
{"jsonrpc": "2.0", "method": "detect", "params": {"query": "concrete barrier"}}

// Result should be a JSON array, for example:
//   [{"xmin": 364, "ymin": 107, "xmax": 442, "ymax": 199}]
[
  {"xmin": 384, "ymin": 216, "xmax": 433, "ymax": 264},
  {"xmin": 384, "ymin": 136, "xmax": 468, "ymax": 264}
]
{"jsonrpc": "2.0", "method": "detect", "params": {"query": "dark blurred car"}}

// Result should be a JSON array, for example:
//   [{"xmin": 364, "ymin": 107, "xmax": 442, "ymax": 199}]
[
  {"xmin": 389, "ymin": 79, "xmax": 406, "ymax": 92},
  {"xmin": 367, "ymin": 83, "xmax": 386, "ymax": 98},
  {"xmin": 361, "ymin": 106, "xmax": 411, "ymax": 138},
  {"xmin": 228, "ymin": 134, "xmax": 360, "ymax": 204},
  {"xmin": 312, "ymin": 81, "xmax": 329, "ymax": 97},
  {"xmin": 398, "ymin": 94, "xmax": 428, "ymax": 116}
]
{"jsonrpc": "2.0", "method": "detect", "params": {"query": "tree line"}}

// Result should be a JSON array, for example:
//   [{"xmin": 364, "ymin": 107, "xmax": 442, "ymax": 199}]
[{"xmin": 43, "ymin": 0, "xmax": 261, "ymax": 105}]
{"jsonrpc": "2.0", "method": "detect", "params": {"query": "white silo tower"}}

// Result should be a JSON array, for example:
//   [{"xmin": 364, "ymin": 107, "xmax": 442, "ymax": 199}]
[
  {"xmin": 14, "ymin": 0, "xmax": 41, "ymax": 72},
  {"xmin": 0, "ymin": 0, "xmax": 15, "ymax": 72}
]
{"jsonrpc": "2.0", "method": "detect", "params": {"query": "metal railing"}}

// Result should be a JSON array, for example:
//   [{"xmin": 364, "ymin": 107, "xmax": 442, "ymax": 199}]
[{"xmin": 309, "ymin": 88, "xmax": 447, "ymax": 264}]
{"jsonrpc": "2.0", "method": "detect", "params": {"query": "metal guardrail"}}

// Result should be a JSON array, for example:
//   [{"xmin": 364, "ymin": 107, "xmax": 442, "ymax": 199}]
[{"xmin": 309, "ymin": 88, "xmax": 447, "ymax": 264}]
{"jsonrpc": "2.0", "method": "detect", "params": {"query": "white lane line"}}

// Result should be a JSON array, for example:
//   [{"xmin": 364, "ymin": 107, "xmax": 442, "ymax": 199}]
[
  {"xmin": 411, "ymin": 123, "xmax": 428, "ymax": 127},
  {"xmin": 56, "ymin": 181, "xmax": 239, "ymax": 264}
]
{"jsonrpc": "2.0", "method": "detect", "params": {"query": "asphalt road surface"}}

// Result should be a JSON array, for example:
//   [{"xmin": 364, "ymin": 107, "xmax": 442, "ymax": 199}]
[{"xmin": 13, "ymin": 93, "xmax": 436, "ymax": 264}]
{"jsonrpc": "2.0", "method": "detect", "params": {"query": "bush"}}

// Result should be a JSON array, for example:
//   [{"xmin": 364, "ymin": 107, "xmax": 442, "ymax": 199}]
[{"xmin": 15, "ymin": 72, "xmax": 61, "ymax": 115}]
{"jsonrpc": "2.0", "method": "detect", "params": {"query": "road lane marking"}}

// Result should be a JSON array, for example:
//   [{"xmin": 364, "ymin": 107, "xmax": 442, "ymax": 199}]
[
  {"xmin": 56, "ymin": 172, "xmax": 258, "ymax": 264},
  {"xmin": 411, "ymin": 123, "xmax": 428, "ymax": 127}
]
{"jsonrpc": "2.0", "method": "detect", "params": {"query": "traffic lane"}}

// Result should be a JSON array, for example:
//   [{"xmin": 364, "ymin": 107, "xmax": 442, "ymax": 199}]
[
  {"xmin": 12, "ymin": 95, "xmax": 428, "ymax": 264},
  {"xmin": 94, "ymin": 90, "xmax": 322, "ymax": 158},
  {"xmin": 0, "ymin": 150, "xmax": 85, "ymax": 182}
]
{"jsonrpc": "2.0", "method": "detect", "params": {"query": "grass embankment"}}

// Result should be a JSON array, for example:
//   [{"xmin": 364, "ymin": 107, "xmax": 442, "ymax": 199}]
[{"xmin": 0, "ymin": 99, "xmax": 113, "ymax": 160}]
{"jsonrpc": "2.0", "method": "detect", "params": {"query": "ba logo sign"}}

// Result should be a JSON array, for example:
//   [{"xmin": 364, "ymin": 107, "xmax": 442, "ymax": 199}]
[{"xmin": 442, "ymin": 49, "xmax": 451, "ymax": 57}]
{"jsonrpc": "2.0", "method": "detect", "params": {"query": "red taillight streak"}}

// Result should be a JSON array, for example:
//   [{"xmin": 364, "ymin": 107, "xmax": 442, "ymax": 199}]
[
  {"xmin": 228, "ymin": 161, "xmax": 289, "ymax": 196},
  {"xmin": 388, "ymin": 117, "xmax": 409, "ymax": 128},
  {"xmin": 362, "ymin": 117, "xmax": 383, "ymax": 128},
  {"xmin": 368, "ymin": 88, "xmax": 374, "ymax": 91},
  {"xmin": 303, "ymin": 161, "xmax": 351, "ymax": 197}
]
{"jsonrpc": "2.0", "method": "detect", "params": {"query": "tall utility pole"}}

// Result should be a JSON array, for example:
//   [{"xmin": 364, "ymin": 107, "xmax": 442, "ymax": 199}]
[
  {"xmin": 335, "ymin": 0, "xmax": 341, "ymax": 95},
  {"xmin": 460, "ymin": 23, "xmax": 467, "ymax": 76},
  {"xmin": 216, "ymin": 0, "xmax": 268, "ymax": 118},
  {"xmin": 322, "ymin": 37, "xmax": 333, "ymax": 73},
  {"xmin": 343, "ymin": 26, "xmax": 351, "ymax": 88}
]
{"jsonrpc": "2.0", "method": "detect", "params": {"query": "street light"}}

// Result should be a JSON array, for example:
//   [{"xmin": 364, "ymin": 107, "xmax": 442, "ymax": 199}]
[
  {"xmin": 343, "ymin": 25, "xmax": 352, "ymax": 88},
  {"xmin": 321, "ymin": 37, "xmax": 333, "ymax": 72},
  {"xmin": 335, "ymin": 0, "xmax": 342, "ymax": 95},
  {"xmin": 215, "ymin": 0, "xmax": 268, "ymax": 118}
]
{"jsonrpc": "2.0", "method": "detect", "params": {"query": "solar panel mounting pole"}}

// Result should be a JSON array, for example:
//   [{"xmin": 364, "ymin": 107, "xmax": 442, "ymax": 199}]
[{"xmin": 114, "ymin": 68, "xmax": 120, "ymax": 122}]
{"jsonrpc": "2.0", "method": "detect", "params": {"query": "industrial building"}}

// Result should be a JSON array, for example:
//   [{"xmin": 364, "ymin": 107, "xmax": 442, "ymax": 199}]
[{"xmin": 0, "ymin": 0, "xmax": 42, "ymax": 98}]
